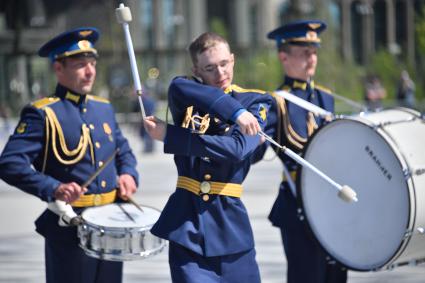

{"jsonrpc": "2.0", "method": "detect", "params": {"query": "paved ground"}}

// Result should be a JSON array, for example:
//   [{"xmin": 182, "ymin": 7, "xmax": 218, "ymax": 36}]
[{"xmin": 0, "ymin": 123, "xmax": 425, "ymax": 282}]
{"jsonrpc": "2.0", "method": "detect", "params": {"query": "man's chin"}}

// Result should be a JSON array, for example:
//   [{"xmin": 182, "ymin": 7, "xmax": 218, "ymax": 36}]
[{"xmin": 81, "ymin": 86, "xmax": 93, "ymax": 94}]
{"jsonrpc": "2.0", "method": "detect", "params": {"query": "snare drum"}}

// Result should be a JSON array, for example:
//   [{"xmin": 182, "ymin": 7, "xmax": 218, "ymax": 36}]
[
  {"xmin": 78, "ymin": 203, "xmax": 165, "ymax": 261},
  {"xmin": 299, "ymin": 108, "xmax": 425, "ymax": 271}
]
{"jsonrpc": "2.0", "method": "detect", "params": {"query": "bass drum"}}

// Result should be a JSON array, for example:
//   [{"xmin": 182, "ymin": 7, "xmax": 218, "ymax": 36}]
[{"xmin": 298, "ymin": 108, "xmax": 425, "ymax": 271}]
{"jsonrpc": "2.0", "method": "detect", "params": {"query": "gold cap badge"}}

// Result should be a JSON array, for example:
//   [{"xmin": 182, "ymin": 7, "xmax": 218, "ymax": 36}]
[
  {"xmin": 79, "ymin": 30, "xmax": 93, "ymax": 37},
  {"xmin": 78, "ymin": 40, "xmax": 91, "ymax": 50}
]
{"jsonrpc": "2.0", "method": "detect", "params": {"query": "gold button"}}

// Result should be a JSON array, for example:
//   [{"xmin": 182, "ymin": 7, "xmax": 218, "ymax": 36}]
[
  {"xmin": 202, "ymin": 194, "xmax": 210, "ymax": 201},
  {"xmin": 93, "ymin": 194, "xmax": 102, "ymax": 206},
  {"xmin": 101, "ymin": 180, "xmax": 106, "ymax": 188},
  {"xmin": 204, "ymin": 174, "xmax": 211, "ymax": 180},
  {"xmin": 98, "ymin": 161, "xmax": 103, "ymax": 167},
  {"xmin": 95, "ymin": 142, "xmax": 100, "ymax": 149},
  {"xmin": 89, "ymin": 124, "xmax": 94, "ymax": 130},
  {"xmin": 200, "ymin": 181, "xmax": 211, "ymax": 194},
  {"xmin": 83, "ymin": 108, "xmax": 87, "ymax": 113}
]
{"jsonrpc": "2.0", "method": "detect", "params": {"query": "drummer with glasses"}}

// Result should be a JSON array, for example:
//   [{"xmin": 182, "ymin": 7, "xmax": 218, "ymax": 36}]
[
  {"xmin": 143, "ymin": 32, "xmax": 272, "ymax": 282},
  {"xmin": 0, "ymin": 27, "xmax": 138, "ymax": 283},
  {"xmin": 251, "ymin": 20, "xmax": 347, "ymax": 283}
]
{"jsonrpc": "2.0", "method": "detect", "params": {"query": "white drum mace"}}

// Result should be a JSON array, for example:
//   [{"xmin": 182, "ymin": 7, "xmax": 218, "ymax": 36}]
[
  {"xmin": 274, "ymin": 90, "xmax": 366, "ymax": 116},
  {"xmin": 115, "ymin": 3, "xmax": 147, "ymax": 119}
]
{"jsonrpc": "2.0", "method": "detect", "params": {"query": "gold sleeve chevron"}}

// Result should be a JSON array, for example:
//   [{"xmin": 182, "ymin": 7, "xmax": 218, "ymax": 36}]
[
  {"xmin": 271, "ymin": 91, "xmax": 317, "ymax": 151},
  {"xmin": 181, "ymin": 106, "xmax": 210, "ymax": 134},
  {"xmin": 42, "ymin": 107, "xmax": 94, "ymax": 172}
]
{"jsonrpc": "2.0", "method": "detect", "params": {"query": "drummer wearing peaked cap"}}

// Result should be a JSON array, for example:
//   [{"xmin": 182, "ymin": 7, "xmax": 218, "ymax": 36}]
[
  {"xmin": 251, "ymin": 20, "xmax": 348, "ymax": 283},
  {"xmin": 0, "ymin": 27, "xmax": 138, "ymax": 283}
]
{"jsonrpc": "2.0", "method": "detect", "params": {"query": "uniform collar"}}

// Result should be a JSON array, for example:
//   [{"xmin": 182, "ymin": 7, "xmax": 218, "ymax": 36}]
[
  {"xmin": 283, "ymin": 76, "xmax": 314, "ymax": 91},
  {"xmin": 55, "ymin": 84, "xmax": 87, "ymax": 105},
  {"xmin": 224, "ymin": 84, "xmax": 234, "ymax": 94}
]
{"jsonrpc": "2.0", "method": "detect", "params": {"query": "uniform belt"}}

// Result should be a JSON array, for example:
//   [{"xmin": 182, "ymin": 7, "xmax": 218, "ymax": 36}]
[
  {"xmin": 71, "ymin": 190, "xmax": 117, "ymax": 207},
  {"xmin": 282, "ymin": 171, "xmax": 297, "ymax": 182},
  {"xmin": 177, "ymin": 176, "xmax": 243, "ymax": 198}
]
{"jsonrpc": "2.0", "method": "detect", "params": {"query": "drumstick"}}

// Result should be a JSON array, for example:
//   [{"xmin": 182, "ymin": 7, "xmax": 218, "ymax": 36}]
[
  {"xmin": 258, "ymin": 130, "xmax": 358, "ymax": 203},
  {"xmin": 126, "ymin": 196, "xmax": 144, "ymax": 213},
  {"xmin": 115, "ymin": 3, "xmax": 147, "ymax": 119},
  {"xmin": 82, "ymin": 148, "xmax": 119, "ymax": 188},
  {"xmin": 118, "ymin": 203, "xmax": 136, "ymax": 223},
  {"xmin": 48, "ymin": 149, "xmax": 120, "ymax": 226}
]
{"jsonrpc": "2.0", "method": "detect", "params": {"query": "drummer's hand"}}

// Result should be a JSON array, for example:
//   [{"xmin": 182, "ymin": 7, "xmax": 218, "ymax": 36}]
[
  {"xmin": 235, "ymin": 111, "xmax": 261, "ymax": 135},
  {"xmin": 118, "ymin": 174, "xmax": 137, "ymax": 200},
  {"xmin": 143, "ymin": 116, "xmax": 166, "ymax": 141},
  {"xmin": 54, "ymin": 182, "xmax": 87, "ymax": 203}
]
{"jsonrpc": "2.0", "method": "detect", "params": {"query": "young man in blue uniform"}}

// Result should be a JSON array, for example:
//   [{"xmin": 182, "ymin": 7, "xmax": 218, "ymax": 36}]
[
  {"xmin": 0, "ymin": 27, "xmax": 138, "ymax": 283},
  {"xmin": 254, "ymin": 20, "xmax": 348, "ymax": 282},
  {"xmin": 143, "ymin": 32, "xmax": 272, "ymax": 282}
]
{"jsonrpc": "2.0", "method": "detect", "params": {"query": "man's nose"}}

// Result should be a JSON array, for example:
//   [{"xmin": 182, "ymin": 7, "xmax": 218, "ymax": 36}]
[
  {"xmin": 217, "ymin": 65, "xmax": 226, "ymax": 76},
  {"xmin": 85, "ymin": 64, "xmax": 95, "ymax": 76}
]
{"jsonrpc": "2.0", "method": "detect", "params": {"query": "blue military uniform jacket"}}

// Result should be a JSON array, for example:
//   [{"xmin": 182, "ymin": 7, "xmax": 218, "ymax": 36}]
[
  {"xmin": 257, "ymin": 76, "xmax": 334, "ymax": 227},
  {"xmin": 151, "ymin": 76, "xmax": 272, "ymax": 257},
  {"xmin": 0, "ymin": 84, "xmax": 138, "ymax": 242}
]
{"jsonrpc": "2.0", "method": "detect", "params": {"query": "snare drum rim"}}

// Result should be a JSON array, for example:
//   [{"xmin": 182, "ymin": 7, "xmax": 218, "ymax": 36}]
[{"xmin": 296, "ymin": 109, "xmax": 416, "ymax": 271}]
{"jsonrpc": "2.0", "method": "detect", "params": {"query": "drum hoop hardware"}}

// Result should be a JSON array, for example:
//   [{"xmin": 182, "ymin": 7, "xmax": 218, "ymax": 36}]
[
  {"xmin": 403, "ymin": 168, "xmax": 412, "ymax": 180},
  {"xmin": 404, "ymin": 227, "xmax": 425, "ymax": 239},
  {"xmin": 372, "ymin": 117, "xmax": 417, "ymax": 129}
]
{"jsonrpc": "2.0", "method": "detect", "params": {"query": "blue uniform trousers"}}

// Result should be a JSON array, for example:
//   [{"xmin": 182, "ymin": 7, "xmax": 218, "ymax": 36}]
[
  {"xmin": 169, "ymin": 242, "xmax": 261, "ymax": 283},
  {"xmin": 45, "ymin": 238, "xmax": 122, "ymax": 283},
  {"xmin": 277, "ymin": 188, "xmax": 347, "ymax": 283}
]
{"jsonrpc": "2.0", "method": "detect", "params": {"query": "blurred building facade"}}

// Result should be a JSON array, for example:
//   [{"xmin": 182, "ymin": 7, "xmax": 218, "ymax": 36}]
[{"xmin": 0, "ymin": 0, "xmax": 423, "ymax": 111}]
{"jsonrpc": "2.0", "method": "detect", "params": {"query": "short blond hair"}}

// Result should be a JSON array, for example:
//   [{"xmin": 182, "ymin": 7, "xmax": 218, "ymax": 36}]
[{"xmin": 188, "ymin": 32, "xmax": 230, "ymax": 65}]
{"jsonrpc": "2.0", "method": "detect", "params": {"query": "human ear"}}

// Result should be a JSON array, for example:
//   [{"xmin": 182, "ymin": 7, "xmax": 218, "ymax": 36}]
[{"xmin": 192, "ymin": 66, "xmax": 200, "ymax": 77}]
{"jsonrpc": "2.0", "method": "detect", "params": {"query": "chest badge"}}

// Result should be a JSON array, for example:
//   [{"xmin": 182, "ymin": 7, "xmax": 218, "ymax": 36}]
[{"xmin": 258, "ymin": 104, "xmax": 267, "ymax": 121}]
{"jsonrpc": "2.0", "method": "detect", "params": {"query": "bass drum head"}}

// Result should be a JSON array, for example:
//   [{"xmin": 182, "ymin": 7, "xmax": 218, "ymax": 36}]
[{"xmin": 299, "ymin": 118, "xmax": 410, "ymax": 271}]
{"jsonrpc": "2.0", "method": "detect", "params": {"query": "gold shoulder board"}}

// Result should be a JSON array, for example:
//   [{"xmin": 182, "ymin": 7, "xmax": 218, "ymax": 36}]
[
  {"xmin": 230, "ymin": 84, "xmax": 267, "ymax": 94},
  {"xmin": 32, "ymin": 97, "xmax": 60, "ymax": 109},
  {"xmin": 314, "ymin": 84, "xmax": 332, "ymax": 93},
  {"xmin": 87, "ymin": 95, "xmax": 110, "ymax": 103}
]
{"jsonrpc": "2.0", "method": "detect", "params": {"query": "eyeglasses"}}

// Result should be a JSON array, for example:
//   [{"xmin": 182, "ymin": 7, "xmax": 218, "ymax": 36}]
[{"xmin": 200, "ymin": 58, "xmax": 233, "ymax": 73}]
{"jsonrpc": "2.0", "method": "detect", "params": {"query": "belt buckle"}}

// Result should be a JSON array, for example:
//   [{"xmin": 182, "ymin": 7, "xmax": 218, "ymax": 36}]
[
  {"xmin": 93, "ymin": 194, "xmax": 102, "ymax": 206},
  {"xmin": 200, "ymin": 181, "xmax": 211, "ymax": 194}
]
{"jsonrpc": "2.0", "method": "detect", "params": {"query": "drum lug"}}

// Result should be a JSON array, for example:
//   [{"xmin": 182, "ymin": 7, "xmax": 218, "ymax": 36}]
[{"xmin": 99, "ymin": 228, "xmax": 105, "ymax": 236}]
